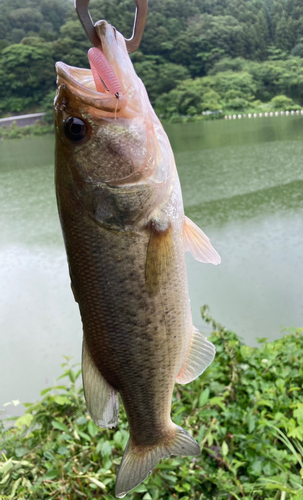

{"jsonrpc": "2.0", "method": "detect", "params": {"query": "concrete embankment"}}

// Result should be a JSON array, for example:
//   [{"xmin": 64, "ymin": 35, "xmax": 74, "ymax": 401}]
[{"xmin": 0, "ymin": 113, "xmax": 45, "ymax": 128}]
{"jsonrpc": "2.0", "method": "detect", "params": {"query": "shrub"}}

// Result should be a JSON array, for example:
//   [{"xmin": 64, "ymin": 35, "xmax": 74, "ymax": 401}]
[
  {"xmin": 200, "ymin": 90, "xmax": 222, "ymax": 112},
  {"xmin": 291, "ymin": 44, "xmax": 303, "ymax": 58},
  {"xmin": 1, "ymin": 308, "xmax": 302, "ymax": 499},
  {"xmin": 270, "ymin": 95, "xmax": 295, "ymax": 110},
  {"xmin": 41, "ymin": 90, "xmax": 57, "ymax": 124},
  {"xmin": 0, "ymin": 121, "xmax": 53, "ymax": 139}
]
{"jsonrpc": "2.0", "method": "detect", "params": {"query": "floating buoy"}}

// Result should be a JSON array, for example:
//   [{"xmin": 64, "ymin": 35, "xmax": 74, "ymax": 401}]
[{"xmin": 222, "ymin": 108, "xmax": 301, "ymax": 121}]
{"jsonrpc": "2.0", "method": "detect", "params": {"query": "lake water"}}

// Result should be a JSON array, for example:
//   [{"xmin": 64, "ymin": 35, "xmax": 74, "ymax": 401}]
[{"xmin": 1, "ymin": 116, "xmax": 302, "ymax": 414}]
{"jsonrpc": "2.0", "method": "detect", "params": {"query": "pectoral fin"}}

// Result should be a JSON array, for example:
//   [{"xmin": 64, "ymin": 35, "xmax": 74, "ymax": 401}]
[
  {"xmin": 183, "ymin": 216, "xmax": 221, "ymax": 265},
  {"xmin": 82, "ymin": 337, "xmax": 119, "ymax": 428},
  {"xmin": 145, "ymin": 221, "xmax": 173, "ymax": 296},
  {"xmin": 176, "ymin": 326, "xmax": 215, "ymax": 384}
]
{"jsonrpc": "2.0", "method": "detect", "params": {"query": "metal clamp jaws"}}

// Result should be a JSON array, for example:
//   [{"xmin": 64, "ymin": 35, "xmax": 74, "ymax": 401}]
[{"xmin": 74, "ymin": 0, "xmax": 148, "ymax": 53}]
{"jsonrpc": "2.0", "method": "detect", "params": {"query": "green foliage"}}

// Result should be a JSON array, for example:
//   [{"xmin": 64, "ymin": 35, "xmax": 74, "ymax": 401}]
[
  {"xmin": 0, "ymin": 43, "xmax": 56, "ymax": 113},
  {"xmin": 1, "ymin": 309, "xmax": 302, "ymax": 499},
  {"xmin": 0, "ymin": 0, "xmax": 72, "ymax": 43},
  {"xmin": 200, "ymin": 90, "xmax": 222, "ymax": 112},
  {"xmin": 246, "ymin": 57, "xmax": 303, "ymax": 102},
  {"xmin": 291, "ymin": 43, "xmax": 303, "ymax": 58},
  {"xmin": 155, "ymin": 58, "xmax": 303, "ymax": 120},
  {"xmin": 0, "ymin": 121, "xmax": 53, "ymax": 140},
  {"xmin": 270, "ymin": 95, "xmax": 296, "ymax": 110},
  {"xmin": 133, "ymin": 55, "xmax": 190, "ymax": 103},
  {"xmin": 41, "ymin": 90, "xmax": 57, "ymax": 124},
  {"xmin": 209, "ymin": 57, "xmax": 247, "ymax": 75},
  {"xmin": 0, "ymin": 0, "xmax": 302, "ymax": 118}
]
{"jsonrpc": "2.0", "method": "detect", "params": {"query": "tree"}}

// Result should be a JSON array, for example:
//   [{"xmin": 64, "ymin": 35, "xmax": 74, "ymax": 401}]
[
  {"xmin": 134, "ymin": 56, "xmax": 190, "ymax": 102},
  {"xmin": 0, "ymin": 43, "xmax": 55, "ymax": 113},
  {"xmin": 291, "ymin": 43, "xmax": 303, "ymax": 57},
  {"xmin": 52, "ymin": 20, "xmax": 91, "ymax": 69},
  {"xmin": 8, "ymin": 8, "xmax": 43, "ymax": 34},
  {"xmin": 274, "ymin": 15, "xmax": 295, "ymax": 52},
  {"xmin": 40, "ymin": 0, "xmax": 72, "ymax": 33},
  {"xmin": 0, "ymin": 0, "xmax": 302, "ymax": 116},
  {"xmin": 270, "ymin": 94, "xmax": 294, "ymax": 109}
]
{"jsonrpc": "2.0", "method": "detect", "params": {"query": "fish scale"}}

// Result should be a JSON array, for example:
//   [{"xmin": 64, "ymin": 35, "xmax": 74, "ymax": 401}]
[
  {"xmin": 58, "ymin": 179, "xmax": 189, "ymax": 434},
  {"xmin": 54, "ymin": 19, "xmax": 219, "ymax": 497}
]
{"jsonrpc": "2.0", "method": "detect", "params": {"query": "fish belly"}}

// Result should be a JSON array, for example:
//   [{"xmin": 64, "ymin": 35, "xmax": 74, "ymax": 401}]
[{"xmin": 57, "ymin": 186, "xmax": 191, "ymax": 446}]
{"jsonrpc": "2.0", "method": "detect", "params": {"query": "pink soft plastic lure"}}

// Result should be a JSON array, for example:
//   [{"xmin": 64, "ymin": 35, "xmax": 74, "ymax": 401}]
[{"xmin": 88, "ymin": 47, "xmax": 121, "ymax": 96}]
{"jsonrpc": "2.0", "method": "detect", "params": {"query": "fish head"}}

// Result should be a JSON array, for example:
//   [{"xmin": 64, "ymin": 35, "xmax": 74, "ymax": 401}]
[{"xmin": 54, "ymin": 21, "xmax": 170, "ymax": 188}]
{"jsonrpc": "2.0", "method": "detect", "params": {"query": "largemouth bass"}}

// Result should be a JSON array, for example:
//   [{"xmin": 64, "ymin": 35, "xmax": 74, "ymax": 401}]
[{"xmin": 54, "ymin": 20, "xmax": 220, "ymax": 498}]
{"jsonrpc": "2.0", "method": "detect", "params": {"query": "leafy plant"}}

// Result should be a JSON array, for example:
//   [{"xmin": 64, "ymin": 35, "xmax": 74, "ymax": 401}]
[
  {"xmin": 0, "ymin": 0, "xmax": 303, "ymax": 118},
  {"xmin": 1, "ymin": 308, "xmax": 302, "ymax": 499},
  {"xmin": 0, "ymin": 121, "xmax": 53, "ymax": 139},
  {"xmin": 155, "ymin": 58, "xmax": 303, "ymax": 120},
  {"xmin": 41, "ymin": 90, "xmax": 57, "ymax": 124},
  {"xmin": 270, "ymin": 95, "xmax": 297, "ymax": 111}
]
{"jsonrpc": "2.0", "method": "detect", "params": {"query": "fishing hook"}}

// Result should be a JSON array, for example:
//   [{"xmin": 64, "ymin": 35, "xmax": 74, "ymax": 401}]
[{"xmin": 74, "ymin": 0, "xmax": 148, "ymax": 53}]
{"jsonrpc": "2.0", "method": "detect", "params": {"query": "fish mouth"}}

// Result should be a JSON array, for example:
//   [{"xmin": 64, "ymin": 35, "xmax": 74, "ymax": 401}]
[
  {"xmin": 56, "ymin": 21, "xmax": 131, "ymax": 113},
  {"xmin": 56, "ymin": 62, "xmax": 124, "ymax": 112},
  {"xmin": 56, "ymin": 63, "xmax": 101, "ymax": 94}
]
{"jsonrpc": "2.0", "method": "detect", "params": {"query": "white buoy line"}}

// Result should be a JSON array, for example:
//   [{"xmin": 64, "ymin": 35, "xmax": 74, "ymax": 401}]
[{"xmin": 224, "ymin": 109, "xmax": 303, "ymax": 119}]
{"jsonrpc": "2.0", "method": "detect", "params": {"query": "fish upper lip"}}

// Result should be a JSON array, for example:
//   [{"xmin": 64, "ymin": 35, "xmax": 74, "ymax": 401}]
[
  {"xmin": 56, "ymin": 62, "xmax": 108, "ymax": 98},
  {"xmin": 56, "ymin": 61, "xmax": 127, "ymax": 112}
]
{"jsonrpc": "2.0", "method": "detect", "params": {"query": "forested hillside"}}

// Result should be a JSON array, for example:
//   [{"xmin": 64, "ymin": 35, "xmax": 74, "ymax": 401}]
[{"xmin": 0, "ymin": 0, "xmax": 302, "ymax": 119}]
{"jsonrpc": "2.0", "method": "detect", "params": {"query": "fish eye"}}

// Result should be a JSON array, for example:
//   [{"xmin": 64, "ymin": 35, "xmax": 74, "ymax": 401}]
[{"xmin": 64, "ymin": 117, "xmax": 87, "ymax": 142}]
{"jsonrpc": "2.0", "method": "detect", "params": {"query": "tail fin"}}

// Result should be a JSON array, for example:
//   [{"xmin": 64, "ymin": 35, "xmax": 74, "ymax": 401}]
[{"xmin": 115, "ymin": 425, "xmax": 200, "ymax": 498}]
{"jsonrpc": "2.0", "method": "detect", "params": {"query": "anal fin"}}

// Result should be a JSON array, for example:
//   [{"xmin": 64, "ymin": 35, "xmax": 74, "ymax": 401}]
[
  {"xmin": 82, "ymin": 337, "xmax": 119, "ymax": 428},
  {"xmin": 183, "ymin": 215, "xmax": 221, "ymax": 265},
  {"xmin": 176, "ymin": 326, "xmax": 215, "ymax": 384}
]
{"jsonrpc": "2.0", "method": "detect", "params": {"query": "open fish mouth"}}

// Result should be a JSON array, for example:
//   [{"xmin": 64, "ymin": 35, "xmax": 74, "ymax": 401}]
[
  {"xmin": 56, "ymin": 64, "xmax": 100, "ymax": 93},
  {"xmin": 56, "ymin": 63, "xmax": 127, "ymax": 114},
  {"xmin": 55, "ymin": 21, "xmax": 131, "ymax": 113}
]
